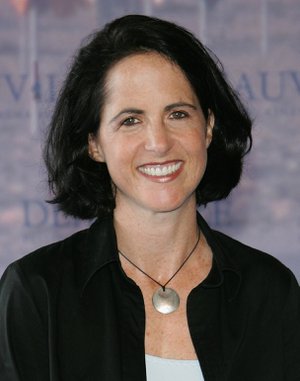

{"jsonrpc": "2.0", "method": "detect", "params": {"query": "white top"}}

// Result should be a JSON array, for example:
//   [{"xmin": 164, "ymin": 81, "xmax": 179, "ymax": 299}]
[{"xmin": 145, "ymin": 354, "xmax": 204, "ymax": 381}]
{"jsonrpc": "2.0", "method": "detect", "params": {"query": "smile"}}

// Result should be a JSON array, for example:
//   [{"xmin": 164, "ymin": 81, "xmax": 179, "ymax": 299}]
[{"xmin": 138, "ymin": 161, "xmax": 183, "ymax": 177}]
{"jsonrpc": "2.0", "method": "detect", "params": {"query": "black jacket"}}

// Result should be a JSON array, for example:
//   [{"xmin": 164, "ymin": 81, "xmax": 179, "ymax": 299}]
[{"xmin": 0, "ymin": 213, "xmax": 299, "ymax": 381}]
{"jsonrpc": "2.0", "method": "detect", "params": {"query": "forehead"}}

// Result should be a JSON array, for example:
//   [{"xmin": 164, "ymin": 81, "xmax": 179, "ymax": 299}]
[
  {"xmin": 107, "ymin": 51, "xmax": 175, "ymax": 74},
  {"xmin": 103, "ymin": 52, "xmax": 197, "ymax": 104}
]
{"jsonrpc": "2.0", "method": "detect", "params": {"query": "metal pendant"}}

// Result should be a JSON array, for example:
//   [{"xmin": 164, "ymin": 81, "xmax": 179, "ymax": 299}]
[{"xmin": 152, "ymin": 287, "xmax": 180, "ymax": 314}]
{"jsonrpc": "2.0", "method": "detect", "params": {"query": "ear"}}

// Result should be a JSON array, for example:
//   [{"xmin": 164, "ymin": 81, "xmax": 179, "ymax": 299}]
[
  {"xmin": 88, "ymin": 133, "xmax": 105, "ymax": 162},
  {"xmin": 205, "ymin": 110, "xmax": 215, "ymax": 148}
]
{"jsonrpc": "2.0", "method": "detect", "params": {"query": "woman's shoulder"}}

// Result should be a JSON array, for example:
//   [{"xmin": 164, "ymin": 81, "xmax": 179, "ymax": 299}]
[
  {"xmin": 26, "ymin": 228, "xmax": 87, "ymax": 263},
  {"xmin": 212, "ymin": 229, "xmax": 299, "ymax": 291},
  {"xmin": 198, "ymin": 213, "xmax": 296, "ymax": 284},
  {"xmin": 2, "ymin": 228, "xmax": 89, "ymax": 287}
]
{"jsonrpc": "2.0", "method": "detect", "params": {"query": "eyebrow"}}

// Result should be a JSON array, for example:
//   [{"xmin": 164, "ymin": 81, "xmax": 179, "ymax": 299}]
[
  {"xmin": 164, "ymin": 102, "xmax": 197, "ymax": 112},
  {"xmin": 109, "ymin": 102, "xmax": 197, "ymax": 124}
]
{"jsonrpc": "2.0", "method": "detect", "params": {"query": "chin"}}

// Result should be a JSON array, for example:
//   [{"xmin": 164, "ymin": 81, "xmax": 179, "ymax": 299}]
[{"xmin": 142, "ymin": 194, "xmax": 195, "ymax": 214}]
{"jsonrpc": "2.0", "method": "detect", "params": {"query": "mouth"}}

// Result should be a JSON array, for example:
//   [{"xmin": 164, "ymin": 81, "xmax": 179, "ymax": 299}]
[{"xmin": 137, "ymin": 161, "xmax": 183, "ymax": 179}]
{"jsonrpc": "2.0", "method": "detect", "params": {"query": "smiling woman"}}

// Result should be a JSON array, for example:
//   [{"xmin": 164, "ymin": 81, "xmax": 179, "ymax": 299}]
[
  {"xmin": 88, "ymin": 52, "xmax": 213, "ymax": 214},
  {"xmin": 42, "ymin": 15, "xmax": 252, "ymax": 220},
  {"xmin": 0, "ymin": 14, "xmax": 299, "ymax": 381}
]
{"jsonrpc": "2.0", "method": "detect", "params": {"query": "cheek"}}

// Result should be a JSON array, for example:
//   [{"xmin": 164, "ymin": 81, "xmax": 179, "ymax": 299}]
[
  {"xmin": 103, "ymin": 145, "xmax": 132, "ymax": 182},
  {"xmin": 187, "ymin": 130, "xmax": 208, "ymax": 157},
  {"xmin": 190, "ymin": 137, "xmax": 208, "ymax": 175}
]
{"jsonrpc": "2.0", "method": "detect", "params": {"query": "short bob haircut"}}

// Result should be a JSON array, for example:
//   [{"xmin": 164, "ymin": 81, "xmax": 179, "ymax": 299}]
[{"xmin": 44, "ymin": 14, "xmax": 252, "ymax": 219}]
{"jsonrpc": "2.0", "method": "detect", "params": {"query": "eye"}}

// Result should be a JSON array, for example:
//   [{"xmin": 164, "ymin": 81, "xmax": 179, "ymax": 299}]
[
  {"xmin": 170, "ymin": 111, "xmax": 188, "ymax": 120},
  {"xmin": 121, "ymin": 116, "xmax": 140, "ymax": 126}
]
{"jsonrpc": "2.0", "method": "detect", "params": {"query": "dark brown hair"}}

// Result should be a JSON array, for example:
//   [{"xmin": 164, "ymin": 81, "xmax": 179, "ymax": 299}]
[{"xmin": 44, "ymin": 14, "xmax": 252, "ymax": 219}]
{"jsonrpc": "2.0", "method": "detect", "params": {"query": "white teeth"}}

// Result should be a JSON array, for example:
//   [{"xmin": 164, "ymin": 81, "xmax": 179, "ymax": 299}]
[{"xmin": 139, "ymin": 162, "xmax": 181, "ymax": 177}]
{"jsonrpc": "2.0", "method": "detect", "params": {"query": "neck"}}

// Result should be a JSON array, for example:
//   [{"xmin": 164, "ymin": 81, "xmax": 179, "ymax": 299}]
[{"xmin": 113, "ymin": 202, "xmax": 200, "ymax": 278}]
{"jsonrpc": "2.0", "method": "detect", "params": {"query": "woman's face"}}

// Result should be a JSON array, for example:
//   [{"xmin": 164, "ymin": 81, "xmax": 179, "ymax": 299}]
[{"xmin": 89, "ymin": 52, "xmax": 214, "ymax": 215}]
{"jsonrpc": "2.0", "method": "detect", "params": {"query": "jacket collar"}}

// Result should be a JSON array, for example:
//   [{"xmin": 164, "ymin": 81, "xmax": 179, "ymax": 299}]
[
  {"xmin": 196, "ymin": 213, "xmax": 241, "ymax": 300},
  {"xmin": 76, "ymin": 212, "xmax": 241, "ymax": 298},
  {"xmin": 76, "ymin": 214, "xmax": 119, "ymax": 294}
]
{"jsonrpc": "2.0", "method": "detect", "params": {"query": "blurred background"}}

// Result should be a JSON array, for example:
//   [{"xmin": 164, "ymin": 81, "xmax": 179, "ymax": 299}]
[{"xmin": 0, "ymin": 0, "xmax": 299, "ymax": 280}]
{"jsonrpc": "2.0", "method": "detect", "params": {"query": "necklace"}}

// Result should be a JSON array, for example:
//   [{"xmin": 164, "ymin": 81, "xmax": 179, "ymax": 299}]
[{"xmin": 118, "ymin": 230, "xmax": 200, "ymax": 315}]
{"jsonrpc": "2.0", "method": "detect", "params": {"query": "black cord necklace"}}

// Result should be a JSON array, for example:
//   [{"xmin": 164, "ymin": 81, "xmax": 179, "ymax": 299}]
[{"xmin": 118, "ymin": 229, "xmax": 201, "ymax": 314}]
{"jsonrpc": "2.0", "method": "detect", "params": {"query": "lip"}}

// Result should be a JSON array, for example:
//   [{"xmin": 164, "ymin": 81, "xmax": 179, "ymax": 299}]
[{"xmin": 137, "ymin": 160, "xmax": 184, "ymax": 182}]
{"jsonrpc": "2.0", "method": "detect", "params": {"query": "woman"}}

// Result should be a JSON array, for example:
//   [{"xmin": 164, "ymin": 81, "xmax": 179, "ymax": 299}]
[{"xmin": 0, "ymin": 14, "xmax": 299, "ymax": 381}]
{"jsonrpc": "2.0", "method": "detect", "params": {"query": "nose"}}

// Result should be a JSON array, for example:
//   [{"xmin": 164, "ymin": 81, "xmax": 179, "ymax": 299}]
[{"xmin": 144, "ymin": 121, "xmax": 173, "ymax": 154}]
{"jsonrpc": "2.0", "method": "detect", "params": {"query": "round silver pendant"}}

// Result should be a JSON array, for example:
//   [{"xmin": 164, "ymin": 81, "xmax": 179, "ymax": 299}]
[{"xmin": 152, "ymin": 287, "xmax": 180, "ymax": 314}]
